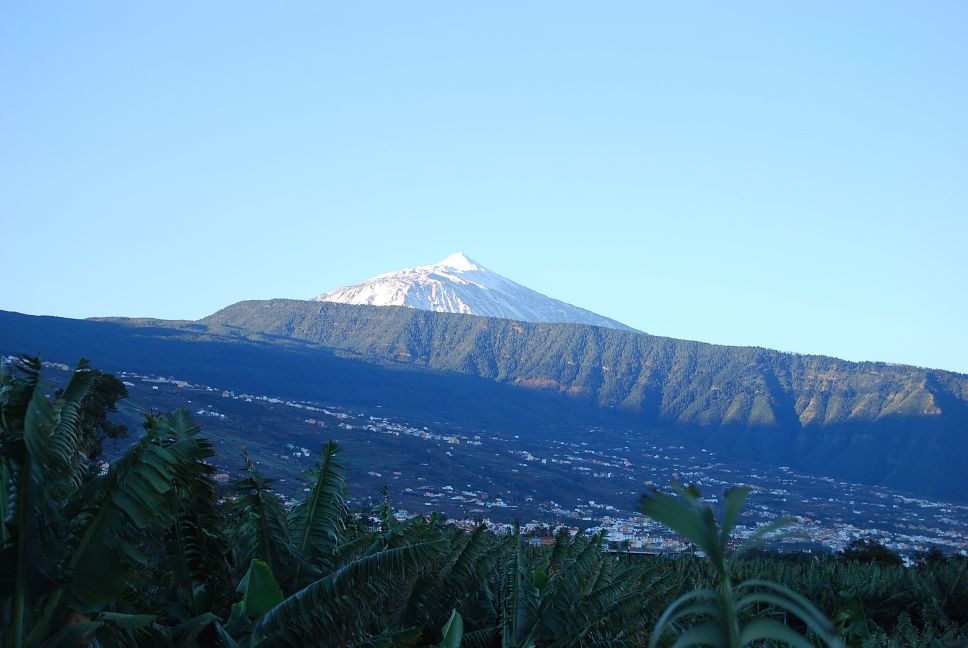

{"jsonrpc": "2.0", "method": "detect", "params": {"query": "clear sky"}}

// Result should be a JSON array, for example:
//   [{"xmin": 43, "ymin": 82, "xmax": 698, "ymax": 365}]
[{"xmin": 2, "ymin": 2, "xmax": 966, "ymax": 373}]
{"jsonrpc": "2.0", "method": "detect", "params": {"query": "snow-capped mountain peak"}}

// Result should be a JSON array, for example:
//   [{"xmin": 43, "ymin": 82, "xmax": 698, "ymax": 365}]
[
  {"xmin": 436, "ymin": 251, "xmax": 480, "ymax": 272},
  {"xmin": 314, "ymin": 253, "xmax": 635, "ymax": 331}
]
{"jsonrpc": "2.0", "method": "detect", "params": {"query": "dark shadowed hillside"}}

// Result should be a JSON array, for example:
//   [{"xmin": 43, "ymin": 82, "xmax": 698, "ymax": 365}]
[{"xmin": 3, "ymin": 302, "xmax": 966, "ymax": 500}]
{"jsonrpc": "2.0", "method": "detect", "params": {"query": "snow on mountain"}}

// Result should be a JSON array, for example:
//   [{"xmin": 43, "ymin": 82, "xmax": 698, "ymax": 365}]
[{"xmin": 314, "ymin": 252, "xmax": 636, "ymax": 331}]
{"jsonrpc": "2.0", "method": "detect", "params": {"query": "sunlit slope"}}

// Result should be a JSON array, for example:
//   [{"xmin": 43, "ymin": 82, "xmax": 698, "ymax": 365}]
[{"xmin": 203, "ymin": 299, "xmax": 967, "ymax": 430}]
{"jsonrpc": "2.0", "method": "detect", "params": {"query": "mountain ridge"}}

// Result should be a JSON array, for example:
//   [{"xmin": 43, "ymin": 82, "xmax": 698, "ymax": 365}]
[
  {"xmin": 198, "ymin": 300, "xmax": 968, "ymax": 498},
  {"xmin": 201, "ymin": 300, "xmax": 966, "ymax": 423},
  {"xmin": 3, "ymin": 302, "xmax": 966, "ymax": 500}
]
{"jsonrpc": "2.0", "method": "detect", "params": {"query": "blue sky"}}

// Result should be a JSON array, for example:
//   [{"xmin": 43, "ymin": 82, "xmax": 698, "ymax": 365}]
[{"xmin": 2, "ymin": 2, "xmax": 966, "ymax": 372}]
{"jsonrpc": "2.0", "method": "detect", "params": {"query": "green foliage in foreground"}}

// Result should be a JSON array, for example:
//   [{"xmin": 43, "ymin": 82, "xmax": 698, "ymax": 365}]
[
  {"xmin": 1, "ymin": 359, "xmax": 967, "ymax": 647},
  {"xmin": 640, "ymin": 485, "xmax": 842, "ymax": 647},
  {"xmin": 642, "ymin": 487, "xmax": 842, "ymax": 648}
]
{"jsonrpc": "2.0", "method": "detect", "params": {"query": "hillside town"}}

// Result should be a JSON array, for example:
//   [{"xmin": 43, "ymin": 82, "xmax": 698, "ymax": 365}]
[{"xmin": 30, "ymin": 358, "xmax": 968, "ymax": 559}]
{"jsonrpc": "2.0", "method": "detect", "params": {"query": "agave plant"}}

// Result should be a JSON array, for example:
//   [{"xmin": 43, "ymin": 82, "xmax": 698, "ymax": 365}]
[{"xmin": 640, "ymin": 484, "xmax": 844, "ymax": 648}]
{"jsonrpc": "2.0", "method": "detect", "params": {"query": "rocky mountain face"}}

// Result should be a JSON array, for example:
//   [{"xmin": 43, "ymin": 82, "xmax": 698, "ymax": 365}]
[{"xmin": 314, "ymin": 252, "xmax": 635, "ymax": 331}]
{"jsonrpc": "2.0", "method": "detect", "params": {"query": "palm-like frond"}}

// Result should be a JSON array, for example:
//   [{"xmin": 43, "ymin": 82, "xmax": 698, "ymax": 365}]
[
  {"xmin": 172, "ymin": 613, "xmax": 240, "ymax": 648},
  {"xmin": 461, "ymin": 627, "xmax": 498, "ymax": 648},
  {"xmin": 288, "ymin": 441, "xmax": 347, "ymax": 585},
  {"xmin": 0, "ymin": 358, "xmax": 94, "ymax": 648},
  {"xmin": 154, "ymin": 411, "xmax": 233, "ymax": 618},
  {"xmin": 499, "ymin": 524, "xmax": 538, "ymax": 648},
  {"xmin": 735, "ymin": 579, "xmax": 841, "ymax": 642},
  {"xmin": 64, "ymin": 410, "xmax": 213, "ymax": 608},
  {"xmin": 489, "ymin": 527, "xmax": 660, "ymax": 648},
  {"xmin": 28, "ymin": 408, "xmax": 215, "ymax": 645},
  {"xmin": 433, "ymin": 609, "xmax": 463, "ymax": 648},
  {"xmin": 549, "ymin": 561, "xmax": 658, "ymax": 647},
  {"xmin": 394, "ymin": 522, "xmax": 499, "ymax": 634},
  {"xmin": 41, "ymin": 612, "xmax": 171, "ymax": 648},
  {"xmin": 440, "ymin": 524, "xmax": 500, "ymax": 603},
  {"xmin": 524, "ymin": 532, "xmax": 607, "ymax": 643},
  {"xmin": 640, "ymin": 485, "xmax": 730, "ymax": 579},
  {"xmin": 640, "ymin": 483, "xmax": 844, "ymax": 648},
  {"xmin": 22, "ymin": 357, "xmax": 94, "ymax": 500},
  {"xmin": 227, "ymin": 454, "xmax": 293, "ymax": 587},
  {"xmin": 346, "ymin": 628, "xmax": 423, "ymax": 648},
  {"xmin": 251, "ymin": 539, "xmax": 448, "ymax": 647}
]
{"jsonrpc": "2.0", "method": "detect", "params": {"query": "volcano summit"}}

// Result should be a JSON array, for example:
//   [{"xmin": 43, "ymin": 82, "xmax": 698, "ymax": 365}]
[{"xmin": 314, "ymin": 252, "xmax": 635, "ymax": 331}]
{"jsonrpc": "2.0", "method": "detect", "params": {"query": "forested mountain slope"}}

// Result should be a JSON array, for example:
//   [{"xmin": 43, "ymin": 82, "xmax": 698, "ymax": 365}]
[
  {"xmin": 3, "ymin": 302, "xmax": 966, "ymax": 499},
  {"xmin": 198, "ymin": 300, "xmax": 968, "ymax": 499},
  {"xmin": 202, "ymin": 300, "xmax": 967, "ymax": 430}
]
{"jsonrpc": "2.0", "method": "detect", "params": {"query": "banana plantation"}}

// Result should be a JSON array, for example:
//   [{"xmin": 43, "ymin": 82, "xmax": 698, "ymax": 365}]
[{"xmin": 1, "ymin": 359, "xmax": 966, "ymax": 647}]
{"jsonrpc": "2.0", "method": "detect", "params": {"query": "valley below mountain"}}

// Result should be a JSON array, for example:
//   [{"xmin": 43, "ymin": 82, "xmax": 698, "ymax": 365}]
[{"xmin": 27, "ymin": 358, "xmax": 968, "ymax": 556}]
